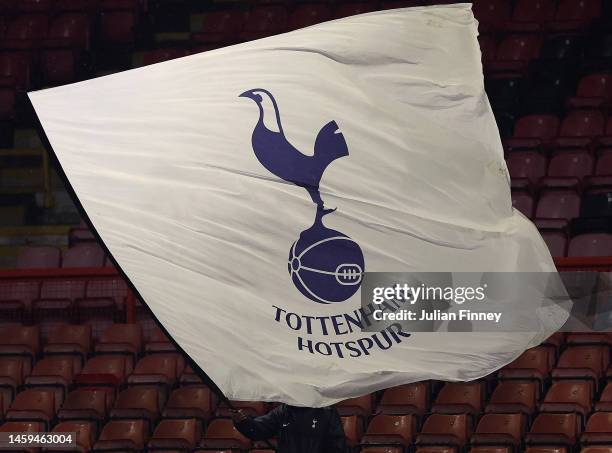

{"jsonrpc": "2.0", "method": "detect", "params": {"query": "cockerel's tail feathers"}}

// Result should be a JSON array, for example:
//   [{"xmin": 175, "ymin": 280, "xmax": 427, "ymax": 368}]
[{"xmin": 314, "ymin": 120, "xmax": 349, "ymax": 161}]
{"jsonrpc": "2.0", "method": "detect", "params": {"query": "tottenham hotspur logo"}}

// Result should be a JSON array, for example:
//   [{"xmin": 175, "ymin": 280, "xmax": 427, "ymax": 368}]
[{"xmin": 240, "ymin": 89, "xmax": 365, "ymax": 304}]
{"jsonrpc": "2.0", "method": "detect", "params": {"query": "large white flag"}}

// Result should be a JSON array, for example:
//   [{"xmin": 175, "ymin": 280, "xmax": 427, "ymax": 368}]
[{"xmin": 30, "ymin": 3, "xmax": 565, "ymax": 407}]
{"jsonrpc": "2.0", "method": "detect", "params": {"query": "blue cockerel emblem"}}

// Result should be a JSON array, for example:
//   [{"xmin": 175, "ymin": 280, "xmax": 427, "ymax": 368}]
[{"xmin": 240, "ymin": 89, "xmax": 365, "ymax": 304}]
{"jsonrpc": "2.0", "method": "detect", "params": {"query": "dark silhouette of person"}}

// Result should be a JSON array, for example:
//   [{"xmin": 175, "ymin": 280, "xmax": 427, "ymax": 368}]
[{"xmin": 232, "ymin": 404, "xmax": 347, "ymax": 453}]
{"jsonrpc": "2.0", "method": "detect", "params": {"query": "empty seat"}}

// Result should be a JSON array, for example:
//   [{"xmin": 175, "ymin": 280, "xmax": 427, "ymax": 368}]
[
  {"xmin": 568, "ymin": 74, "xmax": 612, "ymax": 109},
  {"xmin": 431, "ymin": 382, "xmax": 484, "ymax": 417},
  {"xmin": 489, "ymin": 35, "xmax": 542, "ymax": 74},
  {"xmin": 24, "ymin": 356, "xmax": 74, "ymax": 408},
  {"xmin": 199, "ymin": 418, "xmax": 251, "ymax": 450},
  {"xmin": 15, "ymin": 246, "xmax": 60, "ymax": 268},
  {"xmin": 526, "ymin": 413, "xmax": 582, "ymax": 448},
  {"xmin": 548, "ymin": 150, "xmax": 594, "ymax": 180},
  {"xmin": 52, "ymin": 421, "xmax": 94, "ymax": 453},
  {"xmin": 556, "ymin": 110, "xmax": 605, "ymax": 148},
  {"xmin": 540, "ymin": 381, "xmax": 592, "ymax": 421},
  {"xmin": 541, "ymin": 231, "xmax": 568, "ymax": 257},
  {"xmin": 581, "ymin": 412, "xmax": 612, "ymax": 445},
  {"xmin": 548, "ymin": 0, "xmax": 602, "ymax": 31},
  {"xmin": 552, "ymin": 346, "xmax": 608, "ymax": 391},
  {"xmin": 0, "ymin": 325, "xmax": 40, "ymax": 376},
  {"xmin": 75, "ymin": 356, "xmax": 127, "ymax": 389},
  {"xmin": 568, "ymin": 234, "xmax": 612, "ymax": 257},
  {"xmin": 62, "ymin": 243, "xmax": 105, "ymax": 268},
  {"xmin": 377, "ymin": 382, "xmax": 430, "ymax": 416},
  {"xmin": 416, "ymin": 414, "xmax": 473, "ymax": 451},
  {"xmin": 335, "ymin": 394, "xmax": 374, "ymax": 417},
  {"xmin": 596, "ymin": 383, "xmax": 612, "ymax": 411},
  {"xmin": 506, "ymin": 0, "xmax": 556, "ymax": 32},
  {"xmin": 0, "ymin": 281, "xmax": 39, "ymax": 323},
  {"xmin": 98, "ymin": 2, "xmax": 138, "ymax": 46},
  {"xmin": 127, "ymin": 354, "xmax": 178, "ymax": 391},
  {"xmin": 148, "ymin": 418, "xmax": 201, "ymax": 451},
  {"xmin": 472, "ymin": 0, "xmax": 512, "ymax": 32},
  {"xmin": 485, "ymin": 382, "xmax": 538, "ymax": 417},
  {"xmin": 241, "ymin": 5, "xmax": 287, "ymax": 40},
  {"xmin": 341, "ymin": 415, "xmax": 363, "ymax": 448},
  {"xmin": 0, "ymin": 421, "xmax": 45, "ymax": 453},
  {"xmin": 3, "ymin": 13, "xmax": 48, "ymax": 48},
  {"xmin": 79, "ymin": 279, "xmax": 127, "ymax": 340},
  {"xmin": 596, "ymin": 149, "xmax": 612, "ymax": 175},
  {"xmin": 498, "ymin": 346, "xmax": 553, "ymax": 393},
  {"xmin": 162, "ymin": 387, "xmax": 215, "ymax": 423},
  {"xmin": 536, "ymin": 190, "xmax": 581, "ymax": 220},
  {"xmin": 110, "ymin": 387, "xmax": 161, "ymax": 432},
  {"xmin": 361, "ymin": 414, "xmax": 417, "ymax": 447},
  {"xmin": 58, "ymin": 388, "xmax": 113, "ymax": 427},
  {"xmin": 191, "ymin": 10, "xmax": 245, "ymax": 44},
  {"xmin": 95, "ymin": 323, "xmax": 142, "ymax": 369},
  {"xmin": 505, "ymin": 114, "xmax": 560, "ymax": 150},
  {"xmin": 506, "ymin": 151, "xmax": 547, "ymax": 185},
  {"xmin": 512, "ymin": 190, "xmax": 535, "ymax": 218},
  {"xmin": 5, "ymin": 389, "xmax": 55, "ymax": 429},
  {"xmin": 93, "ymin": 419, "xmax": 148, "ymax": 452},
  {"xmin": 44, "ymin": 323, "xmax": 91, "ymax": 370},
  {"xmin": 34, "ymin": 280, "xmax": 85, "ymax": 338},
  {"xmin": 471, "ymin": 413, "xmax": 526, "ymax": 451},
  {"xmin": 0, "ymin": 358, "xmax": 23, "ymax": 414}
]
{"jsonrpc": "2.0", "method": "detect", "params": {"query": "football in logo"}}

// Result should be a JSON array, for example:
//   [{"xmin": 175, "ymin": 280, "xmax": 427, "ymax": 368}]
[{"xmin": 288, "ymin": 214, "xmax": 364, "ymax": 304}]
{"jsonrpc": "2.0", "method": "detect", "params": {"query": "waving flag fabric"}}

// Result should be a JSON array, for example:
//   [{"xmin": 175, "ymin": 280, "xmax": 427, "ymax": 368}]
[{"xmin": 30, "ymin": 3, "xmax": 564, "ymax": 406}]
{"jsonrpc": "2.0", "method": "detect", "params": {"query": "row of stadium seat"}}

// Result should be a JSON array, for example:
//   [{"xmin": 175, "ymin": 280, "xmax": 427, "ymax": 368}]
[{"xmin": 3, "ymin": 328, "xmax": 612, "ymax": 451}]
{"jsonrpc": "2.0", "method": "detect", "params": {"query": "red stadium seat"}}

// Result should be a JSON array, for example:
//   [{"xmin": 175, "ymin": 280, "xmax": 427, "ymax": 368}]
[
  {"xmin": 567, "ymin": 74, "xmax": 612, "ymax": 109},
  {"xmin": 93, "ymin": 419, "xmax": 148, "ymax": 452},
  {"xmin": 45, "ymin": 12, "xmax": 91, "ymax": 50},
  {"xmin": 5, "ymin": 389, "xmax": 55, "ymax": 429},
  {"xmin": 556, "ymin": 110, "xmax": 605, "ymax": 149},
  {"xmin": 58, "ymin": 388, "xmax": 114, "ymax": 427},
  {"xmin": 488, "ymin": 35, "xmax": 542, "ymax": 74},
  {"xmin": 548, "ymin": 0, "xmax": 602, "ymax": 32},
  {"xmin": 24, "ymin": 356, "xmax": 74, "ymax": 408},
  {"xmin": 34, "ymin": 280, "xmax": 85, "ymax": 338},
  {"xmin": 62, "ymin": 244, "xmax": 106, "ymax": 268},
  {"xmin": 541, "ymin": 231, "xmax": 568, "ymax": 257},
  {"xmin": 0, "ymin": 325, "xmax": 40, "ymax": 376},
  {"xmin": 52, "ymin": 421, "xmax": 94, "ymax": 452},
  {"xmin": 506, "ymin": 0, "xmax": 556, "ymax": 32},
  {"xmin": 431, "ymin": 382, "xmax": 485, "ymax": 417},
  {"xmin": 470, "ymin": 413, "xmax": 526, "ymax": 451},
  {"xmin": 506, "ymin": 151, "xmax": 547, "ymax": 185},
  {"xmin": 15, "ymin": 246, "xmax": 60, "ymax": 269},
  {"xmin": 0, "ymin": 421, "xmax": 46, "ymax": 453},
  {"xmin": 377, "ymin": 382, "xmax": 430, "ymax": 416},
  {"xmin": 525, "ymin": 413, "xmax": 582, "ymax": 448},
  {"xmin": 535, "ymin": 189, "xmax": 581, "ymax": 221},
  {"xmin": 3, "ymin": 14, "xmax": 49, "ymax": 49},
  {"xmin": 110, "ymin": 387, "xmax": 161, "ymax": 432},
  {"xmin": 498, "ymin": 346, "xmax": 553, "ymax": 394},
  {"xmin": 416, "ymin": 414, "xmax": 473, "ymax": 451},
  {"xmin": 552, "ymin": 346, "xmax": 607, "ymax": 395},
  {"xmin": 148, "ymin": 418, "xmax": 202, "ymax": 451},
  {"xmin": 95, "ymin": 323, "xmax": 143, "ymax": 369},
  {"xmin": 241, "ymin": 5, "xmax": 288, "ymax": 41},
  {"xmin": 581, "ymin": 412, "xmax": 612, "ymax": 445},
  {"xmin": 162, "ymin": 386, "xmax": 215, "ymax": 423},
  {"xmin": 548, "ymin": 150, "xmax": 594, "ymax": 180},
  {"xmin": 335, "ymin": 394, "xmax": 374, "ymax": 417},
  {"xmin": 127, "ymin": 354, "xmax": 178, "ymax": 392},
  {"xmin": 485, "ymin": 382, "xmax": 538, "ymax": 417},
  {"xmin": 0, "ymin": 85, "xmax": 15, "ymax": 120},
  {"xmin": 361, "ymin": 414, "xmax": 417, "ymax": 447},
  {"xmin": 505, "ymin": 114, "xmax": 560, "ymax": 150},
  {"xmin": 0, "ymin": 358, "xmax": 23, "ymax": 414},
  {"xmin": 15, "ymin": 0, "xmax": 53, "ymax": 13},
  {"xmin": 44, "ymin": 323, "xmax": 91, "ymax": 371},
  {"xmin": 75, "ymin": 355, "xmax": 127, "ymax": 389},
  {"xmin": 0, "ymin": 280, "xmax": 39, "ymax": 322},
  {"xmin": 568, "ymin": 234, "xmax": 612, "ymax": 257},
  {"xmin": 540, "ymin": 381, "xmax": 592, "ymax": 421},
  {"xmin": 472, "ymin": 0, "xmax": 512, "ymax": 33},
  {"xmin": 0, "ymin": 50, "xmax": 31, "ymax": 91},
  {"xmin": 289, "ymin": 3, "xmax": 331, "ymax": 30},
  {"xmin": 192, "ymin": 10, "xmax": 245, "ymax": 45},
  {"xmin": 512, "ymin": 190, "xmax": 534, "ymax": 218},
  {"xmin": 199, "ymin": 418, "xmax": 251, "ymax": 450}
]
